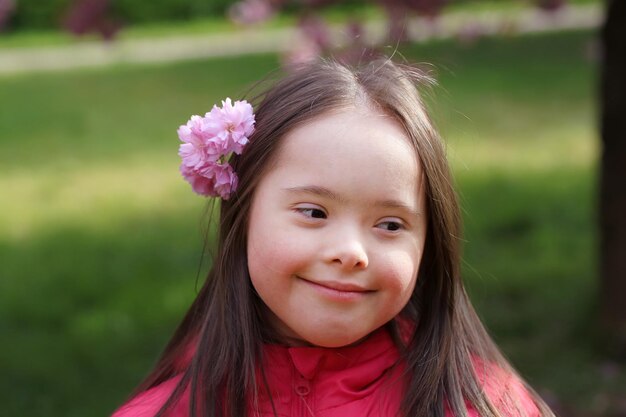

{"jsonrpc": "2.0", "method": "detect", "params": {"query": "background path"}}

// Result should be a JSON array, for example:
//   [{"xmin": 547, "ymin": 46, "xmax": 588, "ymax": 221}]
[{"xmin": 0, "ymin": 3, "xmax": 602, "ymax": 75}]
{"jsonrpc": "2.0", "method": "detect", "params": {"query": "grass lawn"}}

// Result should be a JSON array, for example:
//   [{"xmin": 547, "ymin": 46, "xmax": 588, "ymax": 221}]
[{"xmin": 1, "ymin": 28, "xmax": 622, "ymax": 416}]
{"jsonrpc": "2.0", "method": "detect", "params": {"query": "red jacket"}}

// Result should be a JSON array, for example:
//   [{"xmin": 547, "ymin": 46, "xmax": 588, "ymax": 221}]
[{"xmin": 112, "ymin": 328, "xmax": 539, "ymax": 417}]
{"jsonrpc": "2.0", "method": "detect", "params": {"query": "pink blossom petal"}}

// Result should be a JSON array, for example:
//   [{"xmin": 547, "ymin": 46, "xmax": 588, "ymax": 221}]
[
  {"xmin": 219, "ymin": 99, "xmax": 255, "ymax": 155},
  {"xmin": 178, "ymin": 115, "xmax": 204, "ymax": 143},
  {"xmin": 178, "ymin": 115, "xmax": 214, "ymax": 168},
  {"xmin": 180, "ymin": 164, "xmax": 215, "ymax": 197},
  {"xmin": 201, "ymin": 105, "xmax": 227, "ymax": 138},
  {"xmin": 178, "ymin": 143, "xmax": 205, "ymax": 169},
  {"xmin": 200, "ymin": 163, "xmax": 238, "ymax": 200}
]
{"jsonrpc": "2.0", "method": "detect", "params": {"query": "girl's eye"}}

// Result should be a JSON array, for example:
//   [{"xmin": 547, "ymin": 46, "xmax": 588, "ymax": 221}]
[
  {"xmin": 297, "ymin": 207, "xmax": 327, "ymax": 219},
  {"xmin": 377, "ymin": 220, "xmax": 404, "ymax": 232}
]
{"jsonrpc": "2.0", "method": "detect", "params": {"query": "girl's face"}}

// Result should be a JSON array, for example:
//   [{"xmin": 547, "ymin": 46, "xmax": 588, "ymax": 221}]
[{"xmin": 247, "ymin": 105, "xmax": 427, "ymax": 347}]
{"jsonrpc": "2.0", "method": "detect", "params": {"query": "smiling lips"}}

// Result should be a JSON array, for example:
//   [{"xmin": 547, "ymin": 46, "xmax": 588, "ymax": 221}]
[{"xmin": 297, "ymin": 276, "xmax": 373, "ymax": 301}]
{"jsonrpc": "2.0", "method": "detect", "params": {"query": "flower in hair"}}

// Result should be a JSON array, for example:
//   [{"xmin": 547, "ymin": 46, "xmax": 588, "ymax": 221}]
[{"xmin": 178, "ymin": 98, "xmax": 255, "ymax": 199}]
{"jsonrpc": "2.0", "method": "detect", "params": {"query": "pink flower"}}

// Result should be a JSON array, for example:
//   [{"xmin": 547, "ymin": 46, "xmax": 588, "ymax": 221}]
[
  {"xmin": 178, "ymin": 115, "xmax": 209, "ymax": 169},
  {"xmin": 201, "ymin": 105, "xmax": 230, "ymax": 144},
  {"xmin": 203, "ymin": 98, "xmax": 255, "ymax": 155},
  {"xmin": 201, "ymin": 162, "xmax": 239, "ymax": 200},
  {"xmin": 180, "ymin": 162, "xmax": 238, "ymax": 199},
  {"xmin": 178, "ymin": 98, "xmax": 254, "ymax": 199},
  {"xmin": 221, "ymin": 98, "xmax": 255, "ymax": 142},
  {"xmin": 180, "ymin": 164, "xmax": 215, "ymax": 197}
]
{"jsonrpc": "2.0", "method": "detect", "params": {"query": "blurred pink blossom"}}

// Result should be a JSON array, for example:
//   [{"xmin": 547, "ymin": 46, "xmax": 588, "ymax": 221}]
[
  {"xmin": 229, "ymin": 0, "xmax": 275, "ymax": 25},
  {"xmin": 299, "ymin": 15, "xmax": 331, "ymax": 49},
  {"xmin": 63, "ymin": 0, "xmax": 121, "ymax": 40},
  {"xmin": 283, "ymin": 39, "xmax": 323, "ymax": 68},
  {"xmin": 0, "ymin": 0, "xmax": 15, "ymax": 30}
]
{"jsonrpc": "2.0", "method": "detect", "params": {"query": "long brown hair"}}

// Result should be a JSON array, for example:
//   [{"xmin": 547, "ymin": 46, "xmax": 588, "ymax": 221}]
[{"xmin": 132, "ymin": 58, "xmax": 554, "ymax": 417}]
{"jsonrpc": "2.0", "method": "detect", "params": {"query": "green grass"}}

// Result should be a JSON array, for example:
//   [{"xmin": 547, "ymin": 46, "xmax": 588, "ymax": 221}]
[{"xmin": 2, "ymin": 29, "xmax": 623, "ymax": 417}]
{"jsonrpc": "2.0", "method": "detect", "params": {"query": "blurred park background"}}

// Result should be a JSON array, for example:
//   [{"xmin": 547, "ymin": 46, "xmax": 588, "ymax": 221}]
[{"xmin": 1, "ymin": 0, "xmax": 625, "ymax": 416}]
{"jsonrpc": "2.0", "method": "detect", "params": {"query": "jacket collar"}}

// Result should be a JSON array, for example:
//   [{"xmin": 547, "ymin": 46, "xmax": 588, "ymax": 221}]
[{"xmin": 258, "ymin": 326, "xmax": 403, "ymax": 410}]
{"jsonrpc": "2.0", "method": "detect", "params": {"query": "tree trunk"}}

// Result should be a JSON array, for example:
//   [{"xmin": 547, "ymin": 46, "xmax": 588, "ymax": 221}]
[{"xmin": 599, "ymin": 0, "xmax": 626, "ymax": 357}]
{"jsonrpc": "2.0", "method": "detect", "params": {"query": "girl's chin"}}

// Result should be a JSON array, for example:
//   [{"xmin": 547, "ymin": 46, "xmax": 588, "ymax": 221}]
[
  {"xmin": 259, "ymin": 304, "xmax": 377, "ymax": 348},
  {"xmin": 278, "ymin": 329, "xmax": 375, "ymax": 348}
]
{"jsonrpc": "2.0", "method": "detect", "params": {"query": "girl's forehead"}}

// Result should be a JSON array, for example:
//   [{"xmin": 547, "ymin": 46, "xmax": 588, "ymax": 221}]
[
  {"xmin": 304, "ymin": 103, "xmax": 399, "ymax": 130},
  {"xmin": 262, "ymin": 106, "xmax": 424, "ymax": 202},
  {"xmin": 275, "ymin": 106, "xmax": 417, "ymax": 166}
]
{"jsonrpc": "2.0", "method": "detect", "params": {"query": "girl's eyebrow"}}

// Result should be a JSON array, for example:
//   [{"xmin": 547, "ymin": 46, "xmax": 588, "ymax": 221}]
[
  {"xmin": 284, "ymin": 185, "xmax": 345, "ymax": 202},
  {"xmin": 283, "ymin": 185, "xmax": 422, "ymax": 218},
  {"xmin": 377, "ymin": 199, "xmax": 423, "ymax": 218}
]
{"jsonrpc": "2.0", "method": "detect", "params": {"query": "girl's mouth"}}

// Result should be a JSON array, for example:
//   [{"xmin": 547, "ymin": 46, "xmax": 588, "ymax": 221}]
[{"xmin": 297, "ymin": 276, "xmax": 373, "ymax": 301}]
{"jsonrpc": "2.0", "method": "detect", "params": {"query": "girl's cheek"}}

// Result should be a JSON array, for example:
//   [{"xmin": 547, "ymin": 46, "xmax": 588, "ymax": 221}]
[
  {"xmin": 377, "ymin": 249, "xmax": 421, "ymax": 290},
  {"xmin": 248, "ymin": 228, "xmax": 308, "ymax": 276}
]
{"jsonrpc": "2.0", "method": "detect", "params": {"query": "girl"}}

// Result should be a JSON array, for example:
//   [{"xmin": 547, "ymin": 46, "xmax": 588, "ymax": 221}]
[{"xmin": 112, "ymin": 58, "xmax": 554, "ymax": 417}]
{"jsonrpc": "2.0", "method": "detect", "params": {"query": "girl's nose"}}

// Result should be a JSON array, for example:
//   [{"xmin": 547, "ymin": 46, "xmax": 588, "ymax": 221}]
[{"xmin": 326, "ymin": 235, "xmax": 369, "ymax": 270}]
